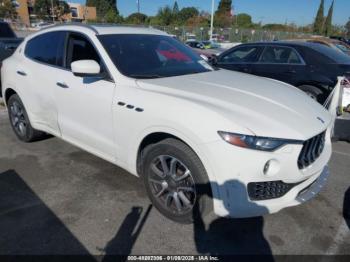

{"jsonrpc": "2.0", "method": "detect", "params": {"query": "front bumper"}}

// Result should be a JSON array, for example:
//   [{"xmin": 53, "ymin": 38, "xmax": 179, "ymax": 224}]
[{"xmin": 199, "ymin": 131, "xmax": 332, "ymax": 218}]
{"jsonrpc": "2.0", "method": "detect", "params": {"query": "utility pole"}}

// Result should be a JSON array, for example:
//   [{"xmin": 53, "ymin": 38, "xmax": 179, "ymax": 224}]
[{"xmin": 210, "ymin": 0, "xmax": 214, "ymax": 40}]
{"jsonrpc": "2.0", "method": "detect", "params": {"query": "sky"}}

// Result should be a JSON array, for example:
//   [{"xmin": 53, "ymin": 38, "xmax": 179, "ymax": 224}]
[{"xmin": 70, "ymin": 0, "xmax": 350, "ymax": 26}]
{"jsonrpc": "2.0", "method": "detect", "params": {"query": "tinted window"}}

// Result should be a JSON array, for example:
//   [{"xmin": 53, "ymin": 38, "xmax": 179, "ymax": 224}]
[
  {"xmin": 98, "ymin": 34, "xmax": 213, "ymax": 79},
  {"xmin": 221, "ymin": 46, "xmax": 259, "ymax": 63},
  {"xmin": 0, "ymin": 23, "xmax": 15, "ymax": 38},
  {"xmin": 308, "ymin": 43, "xmax": 350, "ymax": 64},
  {"xmin": 259, "ymin": 46, "xmax": 302, "ymax": 64},
  {"xmin": 25, "ymin": 31, "xmax": 65, "ymax": 66},
  {"xmin": 66, "ymin": 33, "xmax": 101, "ymax": 69}
]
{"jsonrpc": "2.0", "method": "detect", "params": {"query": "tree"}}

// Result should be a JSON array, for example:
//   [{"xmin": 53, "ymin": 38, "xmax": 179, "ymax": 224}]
[
  {"xmin": 346, "ymin": 18, "xmax": 350, "ymax": 38},
  {"xmin": 86, "ymin": 0, "xmax": 119, "ymax": 18},
  {"xmin": 173, "ymin": 1, "xmax": 179, "ymax": 14},
  {"xmin": 324, "ymin": 0, "xmax": 334, "ymax": 36},
  {"xmin": 217, "ymin": 0, "xmax": 232, "ymax": 14},
  {"xmin": 0, "ymin": 0, "xmax": 17, "ymax": 19},
  {"xmin": 313, "ymin": 0, "xmax": 324, "ymax": 35},
  {"xmin": 177, "ymin": 7, "xmax": 199, "ymax": 24},
  {"xmin": 104, "ymin": 8, "xmax": 123, "ymax": 23},
  {"xmin": 34, "ymin": 0, "xmax": 70, "ymax": 21},
  {"xmin": 156, "ymin": 5, "xmax": 173, "ymax": 25},
  {"xmin": 235, "ymin": 13, "xmax": 252, "ymax": 28},
  {"xmin": 125, "ymin": 12, "xmax": 147, "ymax": 24},
  {"xmin": 214, "ymin": 0, "xmax": 233, "ymax": 27}
]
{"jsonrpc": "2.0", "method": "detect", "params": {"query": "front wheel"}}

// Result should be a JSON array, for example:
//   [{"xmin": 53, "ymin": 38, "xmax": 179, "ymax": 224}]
[
  {"xmin": 7, "ymin": 94, "xmax": 44, "ymax": 142},
  {"xmin": 141, "ymin": 138, "xmax": 212, "ymax": 224}
]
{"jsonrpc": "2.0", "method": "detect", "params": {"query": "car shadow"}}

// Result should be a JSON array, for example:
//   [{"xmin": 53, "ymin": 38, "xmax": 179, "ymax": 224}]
[
  {"xmin": 344, "ymin": 187, "xmax": 350, "ymax": 229},
  {"xmin": 192, "ymin": 181, "xmax": 274, "ymax": 258},
  {"xmin": 0, "ymin": 169, "xmax": 95, "ymax": 258}
]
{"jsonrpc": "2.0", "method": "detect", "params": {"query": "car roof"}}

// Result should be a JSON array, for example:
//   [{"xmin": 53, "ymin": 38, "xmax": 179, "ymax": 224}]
[
  {"xmin": 46, "ymin": 23, "xmax": 168, "ymax": 36},
  {"xmin": 238, "ymin": 41, "xmax": 328, "ymax": 48}
]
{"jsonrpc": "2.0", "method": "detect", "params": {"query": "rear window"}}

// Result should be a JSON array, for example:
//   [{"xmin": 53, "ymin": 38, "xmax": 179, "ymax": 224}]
[
  {"xmin": 309, "ymin": 43, "xmax": 350, "ymax": 64},
  {"xmin": 25, "ymin": 31, "xmax": 66, "ymax": 66},
  {"xmin": 0, "ymin": 23, "xmax": 15, "ymax": 38}
]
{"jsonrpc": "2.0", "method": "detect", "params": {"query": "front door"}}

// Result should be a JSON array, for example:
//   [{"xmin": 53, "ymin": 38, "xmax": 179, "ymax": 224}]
[
  {"xmin": 217, "ymin": 45, "xmax": 262, "ymax": 74},
  {"xmin": 54, "ymin": 32, "xmax": 116, "ymax": 161}
]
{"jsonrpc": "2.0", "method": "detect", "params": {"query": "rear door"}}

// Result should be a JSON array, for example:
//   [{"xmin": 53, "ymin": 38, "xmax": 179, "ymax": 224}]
[
  {"xmin": 217, "ymin": 45, "xmax": 262, "ymax": 74},
  {"xmin": 18, "ymin": 31, "xmax": 66, "ymax": 135},
  {"xmin": 251, "ymin": 45, "xmax": 306, "ymax": 85}
]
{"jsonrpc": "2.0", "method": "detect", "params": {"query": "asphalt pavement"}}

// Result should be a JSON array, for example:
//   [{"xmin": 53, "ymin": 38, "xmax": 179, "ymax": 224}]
[{"xmin": 0, "ymin": 105, "xmax": 349, "ymax": 256}]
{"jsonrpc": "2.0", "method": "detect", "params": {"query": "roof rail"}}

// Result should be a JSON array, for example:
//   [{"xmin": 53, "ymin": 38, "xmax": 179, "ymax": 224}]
[{"xmin": 46, "ymin": 22, "xmax": 99, "ymax": 34}]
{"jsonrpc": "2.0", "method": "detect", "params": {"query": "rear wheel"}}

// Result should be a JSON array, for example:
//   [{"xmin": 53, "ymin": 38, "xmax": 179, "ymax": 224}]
[
  {"xmin": 141, "ymin": 138, "xmax": 212, "ymax": 224},
  {"xmin": 7, "ymin": 94, "xmax": 44, "ymax": 142}
]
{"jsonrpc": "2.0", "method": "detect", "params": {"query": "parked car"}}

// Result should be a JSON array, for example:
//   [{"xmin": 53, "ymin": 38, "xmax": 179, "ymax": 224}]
[
  {"xmin": 185, "ymin": 40, "xmax": 205, "ymax": 49},
  {"xmin": 0, "ymin": 21, "xmax": 23, "ymax": 97},
  {"xmin": 214, "ymin": 42, "xmax": 350, "ymax": 103},
  {"xmin": 1, "ymin": 25, "xmax": 332, "ymax": 223},
  {"xmin": 330, "ymin": 36, "xmax": 350, "ymax": 45},
  {"xmin": 298, "ymin": 38, "xmax": 350, "ymax": 56}
]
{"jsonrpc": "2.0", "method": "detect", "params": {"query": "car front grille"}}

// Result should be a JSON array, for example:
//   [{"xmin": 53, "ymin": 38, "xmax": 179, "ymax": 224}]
[
  {"xmin": 298, "ymin": 131, "xmax": 326, "ymax": 169},
  {"xmin": 248, "ymin": 180, "xmax": 301, "ymax": 200}
]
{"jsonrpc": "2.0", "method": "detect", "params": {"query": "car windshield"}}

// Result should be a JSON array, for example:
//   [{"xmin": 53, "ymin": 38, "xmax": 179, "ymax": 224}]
[
  {"xmin": 309, "ymin": 43, "xmax": 350, "ymax": 64},
  {"xmin": 0, "ymin": 23, "xmax": 15, "ymax": 38},
  {"xmin": 98, "ymin": 34, "xmax": 214, "ymax": 79}
]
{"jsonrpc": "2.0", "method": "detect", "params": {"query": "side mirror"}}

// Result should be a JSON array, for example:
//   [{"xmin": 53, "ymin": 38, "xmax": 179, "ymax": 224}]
[{"xmin": 71, "ymin": 60, "xmax": 101, "ymax": 77}]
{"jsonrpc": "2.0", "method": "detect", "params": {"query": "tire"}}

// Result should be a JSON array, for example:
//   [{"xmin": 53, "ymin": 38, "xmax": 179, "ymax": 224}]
[
  {"xmin": 7, "ymin": 94, "xmax": 44, "ymax": 142},
  {"xmin": 345, "ymin": 104, "xmax": 350, "ymax": 113},
  {"xmin": 298, "ymin": 85, "xmax": 324, "ymax": 102},
  {"xmin": 141, "ymin": 138, "xmax": 212, "ymax": 224}
]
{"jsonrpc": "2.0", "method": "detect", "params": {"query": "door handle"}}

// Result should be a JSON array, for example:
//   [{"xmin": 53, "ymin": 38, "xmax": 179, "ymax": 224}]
[
  {"xmin": 56, "ymin": 82, "xmax": 69, "ymax": 88},
  {"xmin": 17, "ymin": 70, "xmax": 26, "ymax": 76}
]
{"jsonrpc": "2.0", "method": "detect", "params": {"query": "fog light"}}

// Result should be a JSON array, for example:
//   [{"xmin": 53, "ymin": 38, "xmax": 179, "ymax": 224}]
[{"xmin": 263, "ymin": 159, "xmax": 280, "ymax": 176}]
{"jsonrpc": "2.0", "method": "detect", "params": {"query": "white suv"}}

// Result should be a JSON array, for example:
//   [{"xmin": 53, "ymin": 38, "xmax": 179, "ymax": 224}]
[{"xmin": 1, "ymin": 25, "xmax": 332, "ymax": 223}]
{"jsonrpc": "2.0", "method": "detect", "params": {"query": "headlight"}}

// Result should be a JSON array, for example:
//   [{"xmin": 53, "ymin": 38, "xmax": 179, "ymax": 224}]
[{"xmin": 218, "ymin": 131, "xmax": 303, "ymax": 151}]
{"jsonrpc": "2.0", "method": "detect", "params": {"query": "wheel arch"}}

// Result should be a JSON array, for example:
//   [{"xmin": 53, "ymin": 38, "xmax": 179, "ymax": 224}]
[
  {"xmin": 4, "ymin": 88, "xmax": 17, "ymax": 106},
  {"xmin": 133, "ymin": 128, "xmax": 217, "ymax": 185}
]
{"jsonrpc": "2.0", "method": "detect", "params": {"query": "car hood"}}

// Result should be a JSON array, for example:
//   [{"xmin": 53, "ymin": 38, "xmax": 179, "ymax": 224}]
[{"xmin": 136, "ymin": 70, "xmax": 331, "ymax": 140}]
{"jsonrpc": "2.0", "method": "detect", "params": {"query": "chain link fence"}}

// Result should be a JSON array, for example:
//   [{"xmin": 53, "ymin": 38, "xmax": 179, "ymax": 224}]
[{"xmin": 12, "ymin": 22, "xmax": 313, "ymax": 44}]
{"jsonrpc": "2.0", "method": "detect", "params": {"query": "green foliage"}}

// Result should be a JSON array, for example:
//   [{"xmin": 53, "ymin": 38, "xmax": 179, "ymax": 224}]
[
  {"xmin": 34, "ymin": 0, "xmax": 70, "ymax": 20},
  {"xmin": 0, "ymin": 0, "xmax": 17, "ymax": 19},
  {"xmin": 104, "ymin": 8, "xmax": 123, "ymax": 23},
  {"xmin": 214, "ymin": 0, "xmax": 233, "ymax": 27},
  {"xmin": 87, "ymin": 0, "xmax": 119, "ymax": 14},
  {"xmin": 217, "ymin": 0, "xmax": 232, "ymax": 14},
  {"xmin": 125, "ymin": 12, "xmax": 147, "ymax": 25},
  {"xmin": 313, "ymin": 0, "xmax": 324, "ymax": 35},
  {"xmin": 156, "ymin": 5, "xmax": 173, "ymax": 26},
  {"xmin": 324, "ymin": 0, "xmax": 334, "ymax": 36},
  {"xmin": 177, "ymin": 7, "xmax": 199, "ymax": 24},
  {"xmin": 235, "ymin": 13, "xmax": 253, "ymax": 28},
  {"xmin": 173, "ymin": 1, "xmax": 179, "ymax": 14},
  {"xmin": 346, "ymin": 18, "xmax": 350, "ymax": 38}
]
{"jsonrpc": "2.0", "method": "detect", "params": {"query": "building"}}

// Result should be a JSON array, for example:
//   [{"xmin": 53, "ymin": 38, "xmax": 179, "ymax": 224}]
[
  {"xmin": 63, "ymin": 2, "xmax": 96, "ymax": 22},
  {"xmin": 15, "ymin": 0, "xmax": 96, "ymax": 27}
]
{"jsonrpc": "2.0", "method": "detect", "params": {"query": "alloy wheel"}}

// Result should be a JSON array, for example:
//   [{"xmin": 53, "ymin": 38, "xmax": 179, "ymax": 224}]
[
  {"xmin": 9, "ymin": 101, "xmax": 27, "ymax": 137},
  {"xmin": 148, "ymin": 155, "xmax": 196, "ymax": 215}
]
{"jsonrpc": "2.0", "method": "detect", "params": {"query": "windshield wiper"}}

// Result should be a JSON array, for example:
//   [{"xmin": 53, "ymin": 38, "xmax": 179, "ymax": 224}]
[{"xmin": 129, "ymin": 74, "xmax": 164, "ymax": 79}]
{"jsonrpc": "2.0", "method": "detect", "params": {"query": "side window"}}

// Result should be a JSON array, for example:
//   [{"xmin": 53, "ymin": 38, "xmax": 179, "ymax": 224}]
[
  {"xmin": 25, "ymin": 31, "xmax": 65, "ymax": 66},
  {"xmin": 259, "ymin": 46, "xmax": 302, "ymax": 64},
  {"xmin": 221, "ymin": 46, "xmax": 259, "ymax": 63},
  {"xmin": 66, "ymin": 33, "xmax": 101, "ymax": 70}
]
